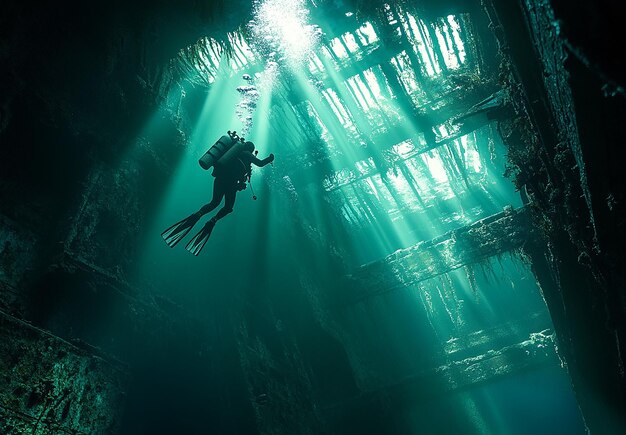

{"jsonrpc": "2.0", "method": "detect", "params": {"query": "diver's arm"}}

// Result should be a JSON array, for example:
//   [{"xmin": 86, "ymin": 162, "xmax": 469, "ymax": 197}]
[{"xmin": 244, "ymin": 152, "xmax": 275, "ymax": 167}]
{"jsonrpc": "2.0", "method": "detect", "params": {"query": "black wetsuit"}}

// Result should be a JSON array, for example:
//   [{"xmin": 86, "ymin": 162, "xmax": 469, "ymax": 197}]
[{"xmin": 199, "ymin": 151, "xmax": 273, "ymax": 221}]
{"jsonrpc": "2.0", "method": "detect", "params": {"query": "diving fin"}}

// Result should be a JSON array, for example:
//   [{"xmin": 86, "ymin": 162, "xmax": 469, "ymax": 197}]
[
  {"xmin": 161, "ymin": 212, "xmax": 201, "ymax": 248},
  {"xmin": 185, "ymin": 219, "xmax": 216, "ymax": 256}
]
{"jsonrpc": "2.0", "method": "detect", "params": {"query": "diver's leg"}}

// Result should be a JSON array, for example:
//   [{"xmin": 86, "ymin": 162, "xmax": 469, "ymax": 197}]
[
  {"xmin": 212, "ymin": 188, "xmax": 237, "ymax": 222},
  {"xmin": 162, "ymin": 178, "xmax": 226, "ymax": 248},
  {"xmin": 185, "ymin": 188, "xmax": 234, "ymax": 256},
  {"xmin": 198, "ymin": 177, "xmax": 226, "ymax": 216}
]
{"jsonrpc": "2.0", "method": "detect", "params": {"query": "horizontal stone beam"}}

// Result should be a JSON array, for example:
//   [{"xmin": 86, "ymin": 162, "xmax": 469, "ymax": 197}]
[
  {"xmin": 341, "ymin": 206, "xmax": 535, "ymax": 304},
  {"xmin": 281, "ymin": 82, "xmax": 502, "ymax": 186},
  {"xmin": 443, "ymin": 311, "xmax": 551, "ymax": 357},
  {"xmin": 322, "ymin": 328, "xmax": 559, "ymax": 417},
  {"xmin": 387, "ymin": 328, "xmax": 558, "ymax": 398}
]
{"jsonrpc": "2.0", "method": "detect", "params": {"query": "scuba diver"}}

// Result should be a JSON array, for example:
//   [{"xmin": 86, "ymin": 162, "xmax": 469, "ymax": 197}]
[{"xmin": 162, "ymin": 131, "xmax": 274, "ymax": 255}]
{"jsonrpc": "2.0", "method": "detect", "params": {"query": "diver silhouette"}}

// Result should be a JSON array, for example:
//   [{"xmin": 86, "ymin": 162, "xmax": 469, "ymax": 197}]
[{"xmin": 162, "ymin": 132, "xmax": 274, "ymax": 255}]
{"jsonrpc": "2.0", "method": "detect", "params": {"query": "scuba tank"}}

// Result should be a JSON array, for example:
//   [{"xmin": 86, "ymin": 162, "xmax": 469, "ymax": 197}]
[
  {"xmin": 199, "ymin": 131, "xmax": 243, "ymax": 170},
  {"xmin": 215, "ymin": 140, "xmax": 245, "ymax": 169}
]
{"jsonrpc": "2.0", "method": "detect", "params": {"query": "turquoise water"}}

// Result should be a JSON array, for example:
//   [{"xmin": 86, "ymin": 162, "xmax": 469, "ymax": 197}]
[{"xmin": 124, "ymin": 1, "xmax": 588, "ymax": 432}]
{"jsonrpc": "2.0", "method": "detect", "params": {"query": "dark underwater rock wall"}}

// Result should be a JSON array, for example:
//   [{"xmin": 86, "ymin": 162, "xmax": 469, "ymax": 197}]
[
  {"xmin": 483, "ymin": 0, "xmax": 626, "ymax": 431},
  {"xmin": 0, "ymin": 214, "xmax": 37, "ymax": 294},
  {"xmin": 0, "ymin": 310, "xmax": 127, "ymax": 434},
  {"xmin": 0, "ymin": 2, "xmax": 258, "ymax": 433}
]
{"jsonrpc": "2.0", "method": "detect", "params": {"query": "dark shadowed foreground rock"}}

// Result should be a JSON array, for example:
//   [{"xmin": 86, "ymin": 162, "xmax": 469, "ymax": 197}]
[{"xmin": 0, "ymin": 310, "xmax": 128, "ymax": 434}]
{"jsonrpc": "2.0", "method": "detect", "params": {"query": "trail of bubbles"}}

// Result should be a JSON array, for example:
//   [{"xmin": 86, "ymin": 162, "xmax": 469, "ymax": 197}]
[
  {"xmin": 234, "ymin": 62, "xmax": 279, "ymax": 137},
  {"xmin": 234, "ymin": 0, "xmax": 320, "ymax": 136},
  {"xmin": 235, "ymin": 76, "xmax": 259, "ymax": 137}
]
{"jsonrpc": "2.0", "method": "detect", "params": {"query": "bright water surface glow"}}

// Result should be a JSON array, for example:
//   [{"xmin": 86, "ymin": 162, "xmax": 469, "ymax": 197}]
[{"xmin": 250, "ymin": 0, "xmax": 321, "ymax": 69}]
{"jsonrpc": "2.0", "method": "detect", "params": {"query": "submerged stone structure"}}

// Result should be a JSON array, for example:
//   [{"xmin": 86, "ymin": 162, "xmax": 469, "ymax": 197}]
[
  {"xmin": 1, "ymin": 0, "xmax": 624, "ymax": 433},
  {"xmin": 0, "ymin": 310, "xmax": 127, "ymax": 434}
]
